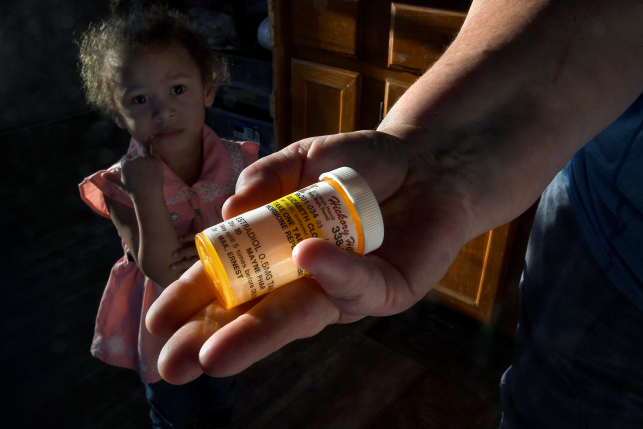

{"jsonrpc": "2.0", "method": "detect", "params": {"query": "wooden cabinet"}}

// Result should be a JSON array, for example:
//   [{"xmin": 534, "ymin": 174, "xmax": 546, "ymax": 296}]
[
  {"xmin": 388, "ymin": 3, "xmax": 467, "ymax": 71},
  {"xmin": 291, "ymin": 0, "xmax": 361, "ymax": 57},
  {"xmin": 271, "ymin": 0, "xmax": 531, "ymax": 328},
  {"xmin": 290, "ymin": 59, "xmax": 361, "ymax": 141}
]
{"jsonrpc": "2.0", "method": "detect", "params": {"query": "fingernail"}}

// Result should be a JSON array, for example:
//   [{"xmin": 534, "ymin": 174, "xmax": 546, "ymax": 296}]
[{"xmin": 170, "ymin": 265, "xmax": 176, "ymax": 270}]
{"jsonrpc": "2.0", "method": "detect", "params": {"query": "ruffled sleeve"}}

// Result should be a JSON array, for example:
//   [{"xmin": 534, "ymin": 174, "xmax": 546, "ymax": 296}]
[{"xmin": 79, "ymin": 165, "xmax": 133, "ymax": 219}]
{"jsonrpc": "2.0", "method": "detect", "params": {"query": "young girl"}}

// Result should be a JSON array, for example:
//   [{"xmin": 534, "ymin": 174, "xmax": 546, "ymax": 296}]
[{"xmin": 78, "ymin": 8, "xmax": 258, "ymax": 428}]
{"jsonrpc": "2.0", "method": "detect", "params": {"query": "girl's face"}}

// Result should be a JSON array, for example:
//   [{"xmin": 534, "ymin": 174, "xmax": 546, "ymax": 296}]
[{"xmin": 112, "ymin": 43, "xmax": 215, "ymax": 157}]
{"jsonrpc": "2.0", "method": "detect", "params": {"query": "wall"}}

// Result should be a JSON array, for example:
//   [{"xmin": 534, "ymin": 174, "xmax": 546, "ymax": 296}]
[
  {"xmin": 1, "ymin": 1, "xmax": 148, "ymax": 426},
  {"xmin": 0, "ymin": 0, "xmax": 111, "ymax": 133}
]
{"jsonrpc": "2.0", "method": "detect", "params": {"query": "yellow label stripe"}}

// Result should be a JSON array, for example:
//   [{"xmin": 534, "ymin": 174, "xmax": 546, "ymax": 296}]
[{"xmin": 269, "ymin": 192, "xmax": 325, "ymax": 277}]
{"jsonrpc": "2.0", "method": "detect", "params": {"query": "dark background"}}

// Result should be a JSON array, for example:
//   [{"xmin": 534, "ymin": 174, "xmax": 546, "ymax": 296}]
[
  {"xmin": 0, "ymin": 0, "xmax": 105, "ymax": 132},
  {"xmin": 1, "ymin": 0, "xmax": 152, "ymax": 426},
  {"xmin": 0, "ymin": 0, "xmax": 270, "ymax": 427}
]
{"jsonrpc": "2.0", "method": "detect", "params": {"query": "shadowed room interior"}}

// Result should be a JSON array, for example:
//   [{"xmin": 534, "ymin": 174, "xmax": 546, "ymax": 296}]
[{"xmin": 1, "ymin": 1, "xmax": 529, "ymax": 428}]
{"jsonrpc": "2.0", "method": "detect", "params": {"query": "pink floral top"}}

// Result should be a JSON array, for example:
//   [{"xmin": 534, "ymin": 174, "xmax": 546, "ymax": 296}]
[{"xmin": 79, "ymin": 125, "xmax": 258, "ymax": 383}]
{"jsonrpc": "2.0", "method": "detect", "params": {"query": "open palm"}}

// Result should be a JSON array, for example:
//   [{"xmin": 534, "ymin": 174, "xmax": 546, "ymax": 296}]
[{"xmin": 145, "ymin": 128, "xmax": 476, "ymax": 383}]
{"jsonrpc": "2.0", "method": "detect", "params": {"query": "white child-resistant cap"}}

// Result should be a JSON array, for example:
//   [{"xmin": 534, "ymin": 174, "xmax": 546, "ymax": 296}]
[{"xmin": 319, "ymin": 167, "xmax": 385, "ymax": 254}]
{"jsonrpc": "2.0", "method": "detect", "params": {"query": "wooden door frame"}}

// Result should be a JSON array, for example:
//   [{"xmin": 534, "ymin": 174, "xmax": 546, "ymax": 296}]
[{"xmin": 271, "ymin": 0, "xmax": 292, "ymax": 150}]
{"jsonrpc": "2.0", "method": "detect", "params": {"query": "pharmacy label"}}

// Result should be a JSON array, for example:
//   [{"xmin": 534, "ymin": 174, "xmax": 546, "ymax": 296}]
[{"xmin": 201, "ymin": 180, "xmax": 359, "ymax": 304}]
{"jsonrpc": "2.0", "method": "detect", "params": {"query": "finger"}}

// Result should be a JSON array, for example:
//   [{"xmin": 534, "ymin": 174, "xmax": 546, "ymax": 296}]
[
  {"xmin": 222, "ymin": 140, "xmax": 313, "ymax": 219},
  {"xmin": 303, "ymin": 131, "xmax": 407, "ymax": 198},
  {"xmin": 223, "ymin": 131, "xmax": 408, "ymax": 221},
  {"xmin": 178, "ymin": 234, "xmax": 196, "ymax": 243},
  {"xmin": 292, "ymin": 238, "xmax": 414, "ymax": 319},
  {"xmin": 157, "ymin": 298, "xmax": 252, "ymax": 384},
  {"xmin": 170, "ymin": 256, "xmax": 199, "ymax": 272},
  {"xmin": 146, "ymin": 261, "xmax": 217, "ymax": 337},
  {"xmin": 147, "ymin": 135, "xmax": 161, "ymax": 159},
  {"xmin": 198, "ymin": 277, "xmax": 340, "ymax": 377},
  {"xmin": 172, "ymin": 244, "xmax": 199, "ymax": 260},
  {"xmin": 221, "ymin": 134, "xmax": 356, "ymax": 218},
  {"xmin": 142, "ymin": 135, "xmax": 151, "ymax": 151},
  {"xmin": 118, "ymin": 153, "xmax": 133, "ymax": 169}
]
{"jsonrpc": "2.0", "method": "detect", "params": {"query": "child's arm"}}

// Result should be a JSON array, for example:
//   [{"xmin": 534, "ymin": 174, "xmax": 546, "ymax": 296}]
[{"xmin": 104, "ymin": 143, "xmax": 184, "ymax": 288}]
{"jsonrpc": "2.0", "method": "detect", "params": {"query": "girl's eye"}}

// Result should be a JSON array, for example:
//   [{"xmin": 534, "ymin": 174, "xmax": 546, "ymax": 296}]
[
  {"xmin": 133, "ymin": 95, "xmax": 148, "ymax": 104},
  {"xmin": 171, "ymin": 85, "xmax": 186, "ymax": 95}
]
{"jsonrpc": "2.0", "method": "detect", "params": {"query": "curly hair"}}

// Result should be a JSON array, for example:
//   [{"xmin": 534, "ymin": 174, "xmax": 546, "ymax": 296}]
[{"xmin": 78, "ymin": 7, "xmax": 228, "ymax": 117}]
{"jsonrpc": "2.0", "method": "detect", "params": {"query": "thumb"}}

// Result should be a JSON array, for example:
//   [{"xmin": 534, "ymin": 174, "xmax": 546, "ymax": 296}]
[
  {"xmin": 292, "ymin": 238, "xmax": 390, "ymax": 320},
  {"xmin": 147, "ymin": 135, "xmax": 161, "ymax": 159}
]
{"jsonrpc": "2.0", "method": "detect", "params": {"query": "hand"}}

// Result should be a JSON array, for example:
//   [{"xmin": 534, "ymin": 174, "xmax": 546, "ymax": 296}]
[
  {"xmin": 146, "ymin": 127, "xmax": 477, "ymax": 383},
  {"xmin": 170, "ymin": 234, "xmax": 200, "ymax": 277},
  {"xmin": 145, "ymin": 0, "xmax": 643, "ymax": 385},
  {"xmin": 104, "ymin": 136, "xmax": 164, "ymax": 198}
]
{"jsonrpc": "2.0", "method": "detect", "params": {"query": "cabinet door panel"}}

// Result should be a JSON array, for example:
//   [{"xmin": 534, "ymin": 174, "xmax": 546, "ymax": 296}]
[
  {"xmin": 384, "ymin": 77, "xmax": 414, "ymax": 116},
  {"xmin": 430, "ymin": 222, "xmax": 517, "ymax": 323},
  {"xmin": 291, "ymin": 59, "xmax": 361, "ymax": 141},
  {"xmin": 389, "ymin": 3, "xmax": 466, "ymax": 72},
  {"xmin": 292, "ymin": 0, "xmax": 360, "ymax": 57},
  {"xmin": 436, "ymin": 233, "xmax": 490, "ymax": 305}
]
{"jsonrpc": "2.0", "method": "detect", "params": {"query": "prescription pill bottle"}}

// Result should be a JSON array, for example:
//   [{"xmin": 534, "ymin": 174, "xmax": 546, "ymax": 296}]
[{"xmin": 195, "ymin": 167, "xmax": 384, "ymax": 309}]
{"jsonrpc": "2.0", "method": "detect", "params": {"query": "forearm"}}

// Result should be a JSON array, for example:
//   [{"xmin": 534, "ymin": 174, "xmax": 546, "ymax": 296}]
[
  {"xmin": 132, "ymin": 190, "xmax": 182, "ymax": 287},
  {"xmin": 379, "ymin": 0, "xmax": 643, "ymax": 237}
]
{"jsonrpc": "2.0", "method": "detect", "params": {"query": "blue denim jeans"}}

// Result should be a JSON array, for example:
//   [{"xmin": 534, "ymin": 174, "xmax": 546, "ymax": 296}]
[
  {"xmin": 145, "ymin": 374, "xmax": 235, "ymax": 429},
  {"xmin": 499, "ymin": 172, "xmax": 643, "ymax": 428}
]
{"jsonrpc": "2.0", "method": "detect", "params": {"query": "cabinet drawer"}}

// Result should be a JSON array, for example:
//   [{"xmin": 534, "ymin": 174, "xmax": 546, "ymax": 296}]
[
  {"xmin": 389, "ymin": 3, "xmax": 466, "ymax": 72},
  {"xmin": 292, "ymin": 0, "xmax": 360, "ymax": 57}
]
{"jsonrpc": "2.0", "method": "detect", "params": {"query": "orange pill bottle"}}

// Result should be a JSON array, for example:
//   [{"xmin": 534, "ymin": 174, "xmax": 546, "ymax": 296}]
[{"xmin": 195, "ymin": 167, "xmax": 384, "ymax": 309}]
